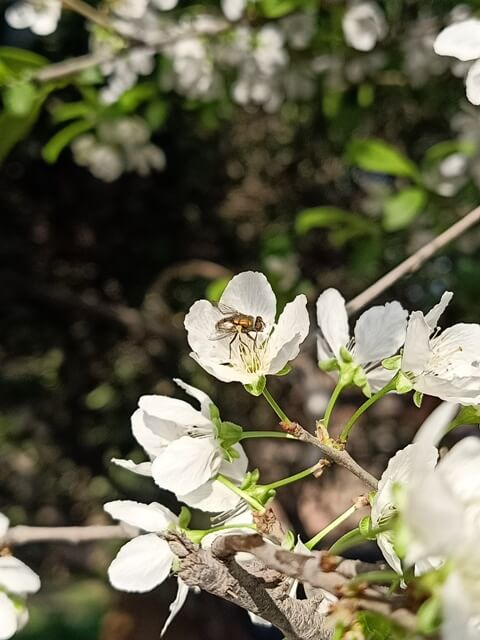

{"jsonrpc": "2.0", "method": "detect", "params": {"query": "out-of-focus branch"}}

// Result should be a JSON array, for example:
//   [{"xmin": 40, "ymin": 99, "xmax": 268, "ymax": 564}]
[
  {"xmin": 168, "ymin": 533, "xmax": 334, "ymax": 640},
  {"xmin": 346, "ymin": 205, "xmax": 480, "ymax": 315},
  {"xmin": 281, "ymin": 422, "xmax": 378, "ymax": 489},
  {"xmin": 34, "ymin": 52, "xmax": 114, "ymax": 83},
  {"xmin": 1, "ymin": 524, "xmax": 135, "ymax": 546},
  {"xmin": 61, "ymin": 0, "xmax": 111, "ymax": 29}
]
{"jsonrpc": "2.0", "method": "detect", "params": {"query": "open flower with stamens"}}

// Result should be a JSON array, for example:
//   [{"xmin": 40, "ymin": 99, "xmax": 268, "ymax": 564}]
[
  {"xmin": 112, "ymin": 379, "xmax": 248, "ymax": 513},
  {"xmin": 0, "ymin": 513, "xmax": 40, "ymax": 640},
  {"xmin": 401, "ymin": 292, "xmax": 480, "ymax": 403},
  {"xmin": 316, "ymin": 288, "xmax": 408, "ymax": 394},
  {"xmin": 184, "ymin": 271, "xmax": 309, "ymax": 388}
]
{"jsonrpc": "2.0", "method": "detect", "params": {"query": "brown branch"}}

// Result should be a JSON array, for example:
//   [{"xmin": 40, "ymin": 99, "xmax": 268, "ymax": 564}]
[
  {"xmin": 346, "ymin": 205, "xmax": 480, "ymax": 315},
  {"xmin": 281, "ymin": 423, "xmax": 378, "ymax": 489},
  {"xmin": 34, "ymin": 52, "xmax": 114, "ymax": 83},
  {"xmin": 1, "ymin": 524, "xmax": 135, "ymax": 547},
  {"xmin": 168, "ymin": 533, "xmax": 334, "ymax": 640}
]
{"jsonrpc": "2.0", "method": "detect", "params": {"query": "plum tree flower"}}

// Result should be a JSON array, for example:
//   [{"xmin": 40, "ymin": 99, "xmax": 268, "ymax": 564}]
[
  {"xmin": 342, "ymin": 1, "xmax": 387, "ymax": 52},
  {"xmin": 0, "ymin": 514, "xmax": 41, "ymax": 640},
  {"xmin": 400, "ymin": 291, "xmax": 480, "ymax": 403},
  {"xmin": 112, "ymin": 379, "xmax": 248, "ymax": 512},
  {"xmin": 372, "ymin": 404, "xmax": 480, "ymax": 639},
  {"xmin": 316, "ymin": 288, "xmax": 408, "ymax": 394},
  {"xmin": 104, "ymin": 500, "xmax": 189, "ymax": 636},
  {"xmin": 434, "ymin": 19, "xmax": 480, "ymax": 105},
  {"xmin": 5, "ymin": 0, "xmax": 61, "ymax": 36},
  {"xmin": 184, "ymin": 271, "xmax": 309, "ymax": 389}
]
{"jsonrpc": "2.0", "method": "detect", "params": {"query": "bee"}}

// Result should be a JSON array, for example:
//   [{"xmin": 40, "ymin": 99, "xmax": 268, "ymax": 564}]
[{"xmin": 213, "ymin": 304, "xmax": 266, "ymax": 358}]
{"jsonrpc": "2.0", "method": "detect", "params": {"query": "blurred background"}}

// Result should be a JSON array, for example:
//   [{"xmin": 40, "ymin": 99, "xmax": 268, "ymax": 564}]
[{"xmin": 1, "ymin": 0, "xmax": 480, "ymax": 637}]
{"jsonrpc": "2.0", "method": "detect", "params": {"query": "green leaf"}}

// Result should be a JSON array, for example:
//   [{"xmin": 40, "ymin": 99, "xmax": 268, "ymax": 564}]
[
  {"xmin": 423, "ymin": 140, "xmax": 476, "ymax": 167},
  {"xmin": 206, "ymin": 277, "xmax": 229, "ymax": 303},
  {"xmin": 0, "ymin": 89, "xmax": 48, "ymax": 163},
  {"xmin": 3, "ymin": 81, "xmax": 37, "ymax": 117},
  {"xmin": 42, "ymin": 119, "xmax": 94, "ymax": 164},
  {"xmin": 357, "ymin": 611, "xmax": 408, "ymax": 640},
  {"xmin": 295, "ymin": 206, "xmax": 371, "ymax": 236},
  {"xmin": 347, "ymin": 139, "xmax": 420, "ymax": 179},
  {"xmin": 117, "ymin": 83, "xmax": 156, "ymax": 113},
  {"xmin": 144, "ymin": 99, "xmax": 169, "ymax": 130},
  {"xmin": 259, "ymin": 0, "xmax": 303, "ymax": 18},
  {"xmin": 383, "ymin": 187, "xmax": 427, "ymax": 232},
  {"xmin": 281, "ymin": 530, "xmax": 296, "ymax": 550},
  {"xmin": 244, "ymin": 376, "xmax": 266, "ymax": 397},
  {"xmin": 0, "ymin": 46, "xmax": 48, "ymax": 73},
  {"xmin": 448, "ymin": 405, "xmax": 480, "ymax": 432},
  {"xmin": 51, "ymin": 101, "xmax": 93, "ymax": 123}
]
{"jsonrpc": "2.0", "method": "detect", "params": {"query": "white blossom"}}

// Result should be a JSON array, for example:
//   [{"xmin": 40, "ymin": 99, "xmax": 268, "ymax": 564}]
[
  {"xmin": 112, "ymin": 379, "xmax": 248, "ymax": 512},
  {"xmin": 0, "ymin": 514, "xmax": 40, "ymax": 640},
  {"xmin": 221, "ymin": 0, "xmax": 246, "ymax": 22},
  {"xmin": 5, "ymin": 0, "xmax": 61, "ymax": 36},
  {"xmin": 280, "ymin": 12, "xmax": 316, "ymax": 51},
  {"xmin": 185, "ymin": 271, "xmax": 309, "ymax": 386},
  {"xmin": 342, "ymin": 1, "xmax": 387, "ymax": 52},
  {"xmin": 401, "ymin": 291, "xmax": 480, "ymax": 403},
  {"xmin": 316, "ymin": 288, "xmax": 407, "ymax": 392},
  {"xmin": 104, "ymin": 500, "xmax": 188, "ymax": 635},
  {"xmin": 166, "ymin": 37, "xmax": 220, "ymax": 100}
]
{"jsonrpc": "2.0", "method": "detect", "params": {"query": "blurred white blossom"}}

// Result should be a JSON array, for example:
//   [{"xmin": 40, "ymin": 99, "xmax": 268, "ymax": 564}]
[
  {"xmin": 5, "ymin": 0, "xmax": 61, "ymax": 35},
  {"xmin": 342, "ymin": 1, "xmax": 387, "ymax": 52}
]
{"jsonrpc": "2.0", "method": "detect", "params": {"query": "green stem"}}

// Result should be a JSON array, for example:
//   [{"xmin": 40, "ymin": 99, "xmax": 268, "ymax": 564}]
[
  {"xmin": 306, "ymin": 505, "xmax": 356, "ymax": 550},
  {"xmin": 262, "ymin": 387, "xmax": 291, "ymax": 424},
  {"xmin": 322, "ymin": 380, "xmax": 346, "ymax": 430},
  {"xmin": 339, "ymin": 378, "xmax": 397, "ymax": 443},
  {"xmin": 216, "ymin": 475, "xmax": 265, "ymax": 513},
  {"xmin": 239, "ymin": 431, "xmax": 294, "ymax": 441},
  {"xmin": 263, "ymin": 464, "xmax": 318, "ymax": 491}
]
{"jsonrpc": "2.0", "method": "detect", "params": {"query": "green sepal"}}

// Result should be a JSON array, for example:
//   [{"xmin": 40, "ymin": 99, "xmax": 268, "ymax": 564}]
[
  {"xmin": 209, "ymin": 402, "xmax": 221, "ymax": 423},
  {"xmin": 395, "ymin": 371, "xmax": 413, "ymax": 394},
  {"xmin": 244, "ymin": 375, "xmax": 266, "ymax": 397},
  {"xmin": 416, "ymin": 596, "xmax": 441, "ymax": 635},
  {"xmin": 382, "ymin": 355, "xmax": 402, "ymax": 371},
  {"xmin": 241, "ymin": 468, "xmax": 260, "ymax": 490},
  {"xmin": 448, "ymin": 404, "xmax": 480, "ymax": 431},
  {"xmin": 413, "ymin": 391, "xmax": 423, "ymax": 408},
  {"xmin": 282, "ymin": 530, "xmax": 296, "ymax": 550},
  {"xmin": 249, "ymin": 484, "xmax": 276, "ymax": 505},
  {"xmin": 359, "ymin": 515, "xmax": 375, "ymax": 540},
  {"xmin": 275, "ymin": 364, "xmax": 292, "ymax": 377},
  {"xmin": 178, "ymin": 506, "xmax": 192, "ymax": 529},
  {"xmin": 318, "ymin": 358, "xmax": 339, "ymax": 372},
  {"xmin": 223, "ymin": 446, "xmax": 241, "ymax": 462},
  {"xmin": 218, "ymin": 421, "xmax": 244, "ymax": 449},
  {"xmin": 339, "ymin": 346, "xmax": 353, "ymax": 363}
]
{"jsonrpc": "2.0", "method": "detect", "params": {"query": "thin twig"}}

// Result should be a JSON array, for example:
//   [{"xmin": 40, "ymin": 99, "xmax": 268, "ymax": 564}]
[
  {"xmin": 34, "ymin": 52, "xmax": 114, "ymax": 83},
  {"xmin": 346, "ymin": 205, "xmax": 480, "ymax": 315},
  {"xmin": 1, "ymin": 524, "xmax": 135, "ymax": 547},
  {"xmin": 61, "ymin": 0, "xmax": 111, "ymax": 29}
]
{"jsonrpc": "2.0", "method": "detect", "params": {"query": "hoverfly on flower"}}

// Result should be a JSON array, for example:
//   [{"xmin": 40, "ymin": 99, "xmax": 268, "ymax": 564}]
[{"xmin": 213, "ymin": 303, "xmax": 266, "ymax": 358}]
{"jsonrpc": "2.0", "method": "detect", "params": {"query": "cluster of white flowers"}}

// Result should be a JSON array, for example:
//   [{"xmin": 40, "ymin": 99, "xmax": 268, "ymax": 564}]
[
  {"xmin": 372, "ymin": 401, "xmax": 480, "ymax": 639},
  {"xmin": 71, "ymin": 116, "xmax": 165, "ymax": 182},
  {"xmin": 5, "ymin": 0, "xmax": 61, "ymax": 36},
  {"xmin": 0, "ymin": 514, "xmax": 40, "ymax": 640}
]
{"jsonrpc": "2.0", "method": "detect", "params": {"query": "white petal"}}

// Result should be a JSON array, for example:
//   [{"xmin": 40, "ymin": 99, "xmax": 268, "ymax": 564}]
[
  {"xmin": 372, "ymin": 444, "xmax": 438, "ymax": 524},
  {"xmin": 151, "ymin": 436, "xmax": 222, "ymax": 495},
  {"xmin": 218, "ymin": 444, "xmax": 248, "ymax": 483},
  {"xmin": 131, "ymin": 408, "xmax": 169, "ymax": 457},
  {"xmin": 189, "ymin": 352, "xmax": 256, "ymax": 385},
  {"xmin": 401, "ymin": 311, "xmax": 431, "ymax": 374},
  {"xmin": 414, "ymin": 402, "xmax": 459, "ymax": 449},
  {"xmin": 5, "ymin": 1, "xmax": 35, "ymax": 29},
  {"xmin": 152, "ymin": 0, "xmax": 178, "ymax": 9},
  {"xmin": 365, "ymin": 366, "xmax": 398, "ymax": 392},
  {"xmin": 354, "ymin": 301, "xmax": 408, "ymax": 364},
  {"xmin": 268, "ymin": 295, "xmax": 310, "ymax": 372},
  {"xmin": 108, "ymin": 534, "xmax": 174, "ymax": 592},
  {"xmin": 173, "ymin": 378, "xmax": 213, "ymax": 418},
  {"xmin": 219, "ymin": 272, "xmax": 277, "ymax": 326},
  {"xmin": 161, "ymin": 578, "xmax": 189, "ymax": 636},
  {"xmin": 0, "ymin": 557, "xmax": 40, "ymax": 594},
  {"xmin": 424, "ymin": 292, "xmax": 453, "ymax": 331},
  {"xmin": 376, "ymin": 533, "xmax": 403, "ymax": 575},
  {"xmin": 184, "ymin": 300, "xmax": 229, "ymax": 361},
  {"xmin": 466, "ymin": 59, "xmax": 480, "ymax": 105},
  {"xmin": 104, "ymin": 500, "xmax": 177, "ymax": 532},
  {"xmin": 436, "ymin": 437, "xmax": 480, "ymax": 503},
  {"xmin": 316, "ymin": 289, "xmax": 349, "ymax": 360},
  {"xmin": 139, "ymin": 395, "xmax": 212, "ymax": 429},
  {"xmin": 179, "ymin": 479, "xmax": 243, "ymax": 512},
  {"xmin": 434, "ymin": 19, "xmax": 480, "ymax": 62},
  {"xmin": 442, "ymin": 571, "xmax": 480, "ymax": 640},
  {"xmin": 248, "ymin": 612, "xmax": 272, "ymax": 627},
  {"xmin": 111, "ymin": 458, "xmax": 153, "ymax": 477},
  {"xmin": 0, "ymin": 514, "xmax": 9, "ymax": 539},
  {"xmin": 414, "ymin": 375, "xmax": 480, "ymax": 404},
  {"xmin": 0, "ymin": 593, "xmax": 18, "ymax": 640},
  {"xmin": 433, "ymin": 323, "xmax": 480, "ymax": 376}
]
